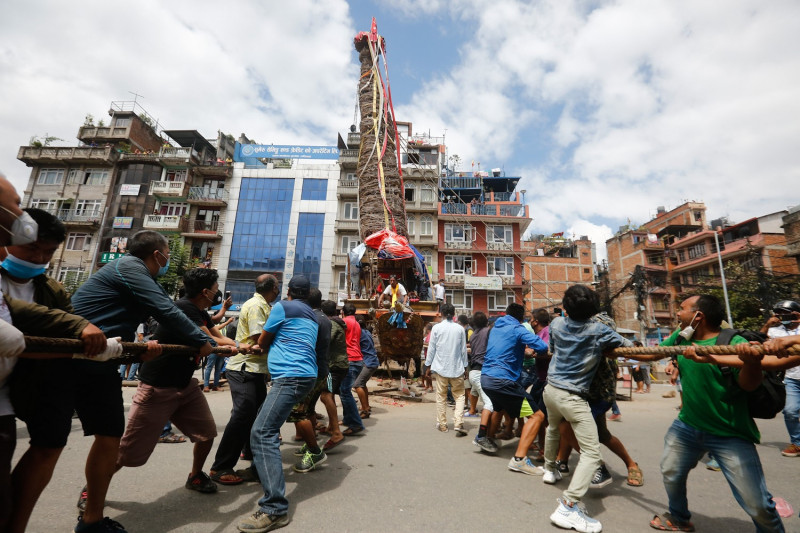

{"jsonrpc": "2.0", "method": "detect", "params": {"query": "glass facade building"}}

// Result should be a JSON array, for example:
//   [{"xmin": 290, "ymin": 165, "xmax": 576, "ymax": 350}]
[{"xmin": 294, "ymin": 213, "xmax": 325, "ymax": 286}]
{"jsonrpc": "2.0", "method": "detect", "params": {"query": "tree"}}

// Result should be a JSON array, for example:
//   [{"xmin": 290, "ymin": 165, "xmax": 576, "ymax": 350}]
[
  {"xmin": 158, "ymin": 235, "xmax": 192, "ymax": 298},
  {"xmin": 60, "ymin": 271, "xmax": 88, "ymax": 297}
]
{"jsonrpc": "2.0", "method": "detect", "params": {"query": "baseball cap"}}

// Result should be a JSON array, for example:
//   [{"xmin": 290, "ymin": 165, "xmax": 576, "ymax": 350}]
[{"xmin": 288, "ymin": 274, "xmax": 311, "ymax": 291}]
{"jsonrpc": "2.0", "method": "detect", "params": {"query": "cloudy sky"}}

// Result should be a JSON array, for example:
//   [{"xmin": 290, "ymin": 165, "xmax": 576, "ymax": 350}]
[{"xmin": 2, "ymin": 0, "xmax": 799, "ymax": 260}]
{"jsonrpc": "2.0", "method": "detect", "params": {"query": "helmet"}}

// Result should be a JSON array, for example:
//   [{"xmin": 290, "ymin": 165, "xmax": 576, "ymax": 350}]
[{"xmin": 772, "ymin": 300, "xmax": 800, "ymax": 314}]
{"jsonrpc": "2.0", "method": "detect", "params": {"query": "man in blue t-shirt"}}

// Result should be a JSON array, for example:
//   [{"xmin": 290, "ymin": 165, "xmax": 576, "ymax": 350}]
[{"xmin": 237, "ymin": 275, "xmax": 318, "ymax": 533}]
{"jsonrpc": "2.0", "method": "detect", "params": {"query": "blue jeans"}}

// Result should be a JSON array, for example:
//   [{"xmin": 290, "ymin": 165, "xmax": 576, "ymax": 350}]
[
  {"xmin": 340, "ymin": 362, "xmax": 364, "ymax": 430},
  {"xmin": 204, "ymin": 354, "xmax": 225, "ymax": 388},
  {"xmin": 251, "ymin": 376, "xmax": 316, "ymax": 516},
  {"xmin": 610, "ymin": 400, "xmax": 621, "ymax": 415},
  {"xmin": 661, "ymin": 418, "xmax": 783, "ymax": 532},
  {"xmin": 119, "ymin": 363, "xmax": 139, "ymax": 380},
  {"xmin": 783, "ymin": 377, "xmax": 800, "ymax": 446}
]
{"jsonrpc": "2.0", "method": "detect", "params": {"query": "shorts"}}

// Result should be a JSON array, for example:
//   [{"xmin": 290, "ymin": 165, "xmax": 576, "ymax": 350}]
[
  {"xmin": 287, "ymin": 377, "xmax": 329, "ymax": 423},
  {"xmin": 329, "ymin": 367, "xmax": 347, "ymax": 396},
  {"xmin": 10, "ymin": 358, "xmax": 75, "ymax": 448},
  {"xmin": 481, "ymin": 375, "xmax": 539, "ymax": 419},
  {"xmin": 467, "ymin": 369, "xmax": 493, "ymax": 411},
  {"xmin": 118, "ymin": 378, "xmax": 217, "ymax": 467},
  {"xmin": 73, "ymin": 363, "xmax": 125, "ymax": 438},
  {"xmin": 352, "ymin": 366, "xmax": 377, "ymax": 389}
]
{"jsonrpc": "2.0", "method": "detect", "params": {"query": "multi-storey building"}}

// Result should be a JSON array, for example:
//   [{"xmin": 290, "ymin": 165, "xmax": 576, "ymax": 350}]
[
  {"xmin": 783, "ymin": 205, "xmax": 800, "ymax": 270},
  {"xmin": 436, "ymin": 170, "xmax": 531, "ymax": 316},
  {"xmin": 17, "ymin": 100, "xmax": 236, "ymax": 288},
  {"xmin": 217, "ymin": 144, "xmax": 340, "ymax": 304},
  {"xmin": 522, "ymin": 235, "xmax": 596, "ymax": 313}
]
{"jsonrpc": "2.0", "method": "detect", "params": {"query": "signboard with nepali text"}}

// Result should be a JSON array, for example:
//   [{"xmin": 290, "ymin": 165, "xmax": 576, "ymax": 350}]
[
  {"xmin": 235, "ymin": 144, "xmax": 339, "ymax": 161},
  {"xmin": 464, "ymin": 274, "xmax": 502, "ymax": 290}
]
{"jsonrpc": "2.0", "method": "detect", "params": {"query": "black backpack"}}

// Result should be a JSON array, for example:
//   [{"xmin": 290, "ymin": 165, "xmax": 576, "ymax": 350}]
[{"xmin": 716, "ymin": 329, "xmax": 786, "ymax": 419}]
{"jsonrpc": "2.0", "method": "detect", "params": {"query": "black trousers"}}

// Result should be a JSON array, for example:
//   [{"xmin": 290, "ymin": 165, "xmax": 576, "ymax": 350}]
[{"xmin": 210, "ymin": 368, "xmax": 268, "ymax": 472}]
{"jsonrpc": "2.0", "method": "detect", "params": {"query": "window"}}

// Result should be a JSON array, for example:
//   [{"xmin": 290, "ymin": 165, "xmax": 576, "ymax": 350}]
[
  {"xmin": 301, "ymin": 178, "xmax": 327, "ymax": 200},
  {"xmin": 421, "ymin": 248, "xmax": 433, "ymax": 266},
  {"xmin": 407, "ymin": 215, "xmax": 416, "ymax": 236},
  {"xmin": 338, "ymin": 271, "xmax": 348, "ymax": 291},
  {"xmin": 444, "ymin": 223, "xmax": 473, "ymax": 242},
  {"xmin": 65, "ymin": 233, "xmax": 92, "ymax": 251},
  {"xmin": 583, "ymin": 268, "xmax": 591, "ymax": 274},
  {"xmin": 340, "ymin": 235, "xmax": 359, "ymax": 254},
  {"xmin": 29, "ymin": 198, "xmax": 57, "ymax": 212},
  {"xmin": 343, "ymin": 202, "xmax": 358, "ymax": 220},
  {"xmin": 67, "ymin": 169, "xmax": 81, "ymax": 185},
  {"xmin": 158, "ymin": 201, "xmax": 188, "ymax": 216},
  {"xmin": 420, "ymin": 185, "xmax": 435, "ymax": 203},
  {"xmin": 420, "ymin": 215, "xmax": 433, "ymax": 236},
  {"xmin": 293, "ymin": 213, "xmax": 325, "ymax": 286},
  {"xmin": 75, "ymin": 199, "xmax": 101, "ymax": 215},
  {"xmin": 488, "ymin": 290, "xmax": 516, "ymax": 311},
  {"xmin": 114, "ymin": 117, "xmax": 131, "ymax": 128},
  {"xmin": 677, "ymin": 250, "xmax": 685, "ymax": 262},
  {"xmin": 487, "ymin": 225, "xmax": 513, "ymax": 244},
  {"xmin": 57, "ymin": 266, "xmax": 85, "ymax": 284},
  {"xmin": 487, "ymin": 256, "xmax": 514, "ymax": 276},
  {"xmin": 37, "ymin": 169, "xmax": 64, "ymax": 185},
  {"xmin": 445, "ymin": 255, "xmax": 473, "ymax": 275},
  {"xmin": 344, "ymin": 172, "xmax": 357, "ymax": 183},
  {"xmin": 164, "ymin": 168, "xmax": 188, "ymax": 182},
  {"xmin": 446, "ymin": 289, "xmax": 473, "ymax": 311},
  {"xmin": 84, "ymin": 169, "xmax": 109, "ymax": 186},
  {"xmin": 405, "ymin": 183, "xmax": 415, "ymax": 202}
]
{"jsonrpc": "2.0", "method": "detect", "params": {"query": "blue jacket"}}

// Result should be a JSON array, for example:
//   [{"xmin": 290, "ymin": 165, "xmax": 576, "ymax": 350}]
[
  {"xmin": 482, "ymin": 315, "xmax": 548, "ymax": 382},
  {"xmin": 546, "ymin": 316, "xmax": 631, "ymax": 396},
  {"xmin": 71, "ymin": 256, "xmax": 214, "ymax": 347}
]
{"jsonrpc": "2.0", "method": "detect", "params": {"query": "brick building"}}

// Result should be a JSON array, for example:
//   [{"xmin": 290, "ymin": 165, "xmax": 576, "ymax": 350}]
[
  {"xmin": 783, "ymin": 204, "xmax": 800, "ymax": 270},
  {"xmin": 522, "ymin": 235, "xmax": 596, "ymax": 313}
]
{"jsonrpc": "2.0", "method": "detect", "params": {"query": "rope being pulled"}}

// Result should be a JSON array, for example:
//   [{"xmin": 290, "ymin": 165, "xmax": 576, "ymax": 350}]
[
  {"xmin": 610, "ymin": 345, "xmax": 800, "ymax": 357},
  {"xmin": 20, "ymin": 336, "xmax": 235, "ymax": 362}
]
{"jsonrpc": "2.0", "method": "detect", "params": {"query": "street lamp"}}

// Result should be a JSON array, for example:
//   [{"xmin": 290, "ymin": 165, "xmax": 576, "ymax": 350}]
[{"xmin": 713, "ymin": 229, "xmax": 734, "ymax": 327}]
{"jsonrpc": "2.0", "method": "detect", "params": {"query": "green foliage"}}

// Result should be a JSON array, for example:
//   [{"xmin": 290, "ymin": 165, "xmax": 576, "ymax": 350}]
[
  {"xmin": 29, "ymin": 134, "xmax": 64, "ymax": 148},
  {"xmin": 84, "ymin": 114, "xmax": 94, "ymax": 126},
  {"xmin": 138, "ymin": 113, "xmax": 154, "ymax": 127},
  {"xmin": 61, "ymin": 271, "xmax": 89, "ymax": 297},
  {"xmin": 158, "ymin": 235, "xmax": 192, "ymax": 298},
  {"xmin": 98, "ymin": 119, "xmax": 105, "ymax": 127}
]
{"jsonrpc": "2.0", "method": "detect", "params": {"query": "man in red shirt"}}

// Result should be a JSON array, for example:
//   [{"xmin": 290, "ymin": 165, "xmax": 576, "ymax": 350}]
[{"xmin": 340, "ymin": 303, "xmax": 365, "ymax": 435}]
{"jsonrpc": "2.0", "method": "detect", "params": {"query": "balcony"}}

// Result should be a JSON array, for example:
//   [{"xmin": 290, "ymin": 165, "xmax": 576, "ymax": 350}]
[
  {"xmin": 332, "ymin": 253, "xmax": 348, "ymax": 267},
  {"xmin": 441, "ymin": 240, "xmax": 474, "ymax": 251},
  {"xmin": 440, "ymin": 177, "xmax": 481, "ymax": 189},
  {"xmin": 143, "ymin": 215, "xmax": 187, "ymax": 231},
  {"xmin": 339, "ymin": 149, "xmax": 358, "ymax": 167},
  {"xmin": 119, "ymin": 146, "xmax": 201, "ymax": 166},
  {"xmin": 78, "ymin": 125, "xmax": 132, "ymax": 144},
  {"xmin": 57, "ymin": 209, "xmax": 101, "ymax": 226},
  {"xmin": 194, "ymin": 164, "xmax": 233, "ymax": 178},
  {"xmin": 181, "ymin": 220, "xmax": 223, "ymax": 239},
  {"xmin": 335, "ymin": 219, "xmax": 359, "ymax": 232},
  {"xmin": 17, "ymin": 145, "xmax": 119, "ymax": 166},
  {"xmin": 337, "ymin": 177, "xmax": 358, "ymax": 198},
  {"xmin": 187, "ymin": 187, "xmax": 228, "ymax": 206},
  {"xmin": 347, "ymin": 132, "xmax": 361, "ymax": 147},
  {"xmin": 439, "ymin": 202, "xmax": 529, "ymax": 220},
  {"xmin": 149, "ymin": 180, "xmax": 188, "ymax": 197}
]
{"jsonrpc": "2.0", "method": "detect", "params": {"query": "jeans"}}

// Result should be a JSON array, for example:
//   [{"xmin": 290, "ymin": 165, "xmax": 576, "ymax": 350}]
[
  {"xmin": 204, "ymin": 354, "xmax": 225, "ymax": 388},
  {"xmin": 211, "ymin": 369, "xmax": 268, "ymax": 472},
  {"xmin": 340, "ymin": 362, "xmax": 364, "ymax": 430},
  {"xmin": 611, "ymin": 401, "xmax": 621, "ymax": 415},
  {"xmin": 520, "ymin": 366, "xmax": 538, "ymax": 391},
  {"xmin": 783, "ymin": 377, "xmax": 800, "ymax": 446},
  {"xmin": 119, "ymin": 363, "xmax": 139, "ymax": 380},
  {"xmin": 251, "ymin": 376, "xmax": 315, "ymax": 516},
  {"xmin": 661, "ymin": 418, "xmax": 784, "ymax": 532}
]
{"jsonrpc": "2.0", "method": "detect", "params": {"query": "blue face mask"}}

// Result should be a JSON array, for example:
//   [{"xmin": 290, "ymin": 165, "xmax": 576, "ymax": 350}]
[
  {"xmin": 156, "ymin": 250, "xmax": 170, "ymax": 277},
  {"xmin": 1, "ymin": 250, "xmax": 47, "ymax": 279}
]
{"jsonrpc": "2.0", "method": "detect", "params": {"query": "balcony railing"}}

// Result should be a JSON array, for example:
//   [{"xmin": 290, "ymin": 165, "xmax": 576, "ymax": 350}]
[
  {"xmin": 17, "ymin": 145, "xmax": 118, "ymax": 165},
  {"xmin": 440, "ymin": 177, "xmax": 481, "ymax": 189},
  {"xmin": 332, "ymin": 253, "xmax": 348, "ymax": 267},
  {"xmin": 149, "ymin": 180, "xmax": 188, "ymax": 196},
  {"xmin": 187, "ymin": 187, "xmax": 228, "ymax": 204},
  {"xmin": 347, "ymin": 132, "xmax": 361, "ymax": 146},
  {"xmin": 335, "ymin": 219, "xmax": 359, "ymax": 232},
  {"xmin": 57, "ymin": 209, "xmax": 101, "ymax": 225},
  {"xmin": 182, "ymin": 220, "xmax": 223, "ymax": 238},
  {"xmin": 439, "ymin": 202, "xmax": 528, "ymax": 218},
  {"xmin": 339, "ymin": 149, "xmax": 358, "ymax": 166},
  {"xmin": 143, "ymin": 215, "xmax": 187, "ymax": 231}
]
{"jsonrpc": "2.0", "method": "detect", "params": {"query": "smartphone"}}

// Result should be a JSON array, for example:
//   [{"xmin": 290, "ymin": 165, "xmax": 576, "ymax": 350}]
[{"xmin": 225, "ymin": 291, "xmax": 231, "ymax": 300}]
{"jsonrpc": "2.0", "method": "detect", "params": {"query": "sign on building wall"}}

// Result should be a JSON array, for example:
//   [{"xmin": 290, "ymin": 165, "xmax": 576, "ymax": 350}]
[
  {"xmin": 113, "ymin": 217, "xmax": 134, "ymax": 229},
  {"xmin": 464, "ymin": 274, "xmax": 503, "ymax": 290},
  {"xmin": 101, "ymin": 252, "xmax": 125, "ymax": 263},
  {"xmin": 235, "ymin": 144, "xmax": 340, "ymax": 161},
  {"xmin": 120, "ymin": 184, "xmax": 141, "ymax": 196},
  {"xmin": 110, "ymin": 237, "xmax": 128, "ymax": 253}
]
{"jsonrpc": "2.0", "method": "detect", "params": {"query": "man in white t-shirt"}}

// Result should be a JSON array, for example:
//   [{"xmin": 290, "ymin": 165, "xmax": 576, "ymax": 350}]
[
  {"xmin": 764, "ymin": 300, "xmax": 800, "ymax": 458},
  {"xmin": 378, "ymin": 275, "xmax": 408, "ymax": 308},
  {"xmin": 433, "ymin": 280, "xmax": 446, "ymax": 312}
]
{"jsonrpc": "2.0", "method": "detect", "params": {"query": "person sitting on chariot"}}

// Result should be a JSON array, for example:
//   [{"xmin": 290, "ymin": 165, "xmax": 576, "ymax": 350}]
[{"xmin": 377, "ymin": 275, "xmax": 407, "ymax": 308}]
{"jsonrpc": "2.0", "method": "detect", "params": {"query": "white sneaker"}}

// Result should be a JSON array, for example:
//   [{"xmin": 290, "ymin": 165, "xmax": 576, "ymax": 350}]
[
  {"xmin": 543, "ymin": 468, "xmax": 563, "ymax": 484},
  {"xmin": 508, "ymin": 456, "xmax": 545, "ymax": 476},
  {"xmin": 550, "ymin": 498, "xmax": 602, "ymax": 533}
]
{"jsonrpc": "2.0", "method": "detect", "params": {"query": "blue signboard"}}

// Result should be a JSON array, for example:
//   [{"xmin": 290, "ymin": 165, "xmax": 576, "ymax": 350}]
[{"xmin": 235, "ymin": 143, "xmax": 339, "ymax": 163}]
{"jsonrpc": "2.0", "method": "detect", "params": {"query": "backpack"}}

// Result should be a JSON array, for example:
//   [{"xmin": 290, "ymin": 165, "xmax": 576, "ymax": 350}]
[{"xmin": 716, "ymin": 328, "xmax": 786, "ymax": 419}]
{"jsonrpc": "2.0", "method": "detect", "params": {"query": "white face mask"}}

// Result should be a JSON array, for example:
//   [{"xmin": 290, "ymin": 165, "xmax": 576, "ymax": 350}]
[
  {"xmin": 0, "ymin": 206, "xmax": 38, "ymax": 245},
  {"xmin": 678, "ymin": 311, "xmax": 700, "ymax": 341}
]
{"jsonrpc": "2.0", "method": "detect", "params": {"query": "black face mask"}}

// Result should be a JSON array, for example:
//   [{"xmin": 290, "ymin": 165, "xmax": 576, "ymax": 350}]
[{"xmin": 207, "ymin": 289, "xmax": 223, "ymax": 307}]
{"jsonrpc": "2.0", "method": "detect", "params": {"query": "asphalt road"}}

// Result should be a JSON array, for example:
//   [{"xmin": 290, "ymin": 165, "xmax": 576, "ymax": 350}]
[{"xmin": 13, "ymin": 377, "xmax": 800, "ymax": 532}]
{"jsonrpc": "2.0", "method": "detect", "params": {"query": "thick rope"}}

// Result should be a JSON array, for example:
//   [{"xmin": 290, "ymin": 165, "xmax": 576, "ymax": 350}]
[
  {"xmin": 20, "ymin": 336, "xmax": 234, "ymax": 362},
  {"xmin": 610, "ymin": 345, "xmax": 800, "ymax": 357}
]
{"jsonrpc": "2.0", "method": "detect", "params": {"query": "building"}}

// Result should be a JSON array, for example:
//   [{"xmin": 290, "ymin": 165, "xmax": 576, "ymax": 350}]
[
  {"xmin": 217, "ymin": 143, "xmax": 341, "ymax": 304},
  {"xmin": 436, "ymin": 168, "xmax": 531, "ymax": 316},
  {"xmin": 783, "ymin": 204, "xmax": 800, "ymax": 270},
  {"xmin": 522, "ymin": 234, "xmax": 596, "ymax": 313}
]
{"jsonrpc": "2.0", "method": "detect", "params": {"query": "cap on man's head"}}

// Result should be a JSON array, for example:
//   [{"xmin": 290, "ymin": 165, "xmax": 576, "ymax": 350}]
[{"xmin": 288, "ymin": 274, "xmax": 311, "ymax": 291}]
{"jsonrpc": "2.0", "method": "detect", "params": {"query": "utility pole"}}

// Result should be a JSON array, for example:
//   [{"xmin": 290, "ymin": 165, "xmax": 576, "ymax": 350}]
[{"xmin": 713, "ymin": 230, "xmax": 734, "ymax": 327}]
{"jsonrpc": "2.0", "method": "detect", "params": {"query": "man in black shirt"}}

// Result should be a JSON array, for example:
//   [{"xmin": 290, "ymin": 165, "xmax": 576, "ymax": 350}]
[{"xmin": 115, "ymin": 269, "xmax": 243, "ymax": 494}]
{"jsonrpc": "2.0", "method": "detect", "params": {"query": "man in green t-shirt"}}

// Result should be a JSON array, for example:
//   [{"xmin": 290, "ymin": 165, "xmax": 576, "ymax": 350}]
[{"xmin": 650, "ymin": 295, "xmax": 784, "ymax": 533}]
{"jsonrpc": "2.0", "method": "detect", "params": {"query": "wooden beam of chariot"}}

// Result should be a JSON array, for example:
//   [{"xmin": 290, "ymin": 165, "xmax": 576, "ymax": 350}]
[{"xmin": 19, "ymin": 336, "xmax": 234, "ymax": 361}]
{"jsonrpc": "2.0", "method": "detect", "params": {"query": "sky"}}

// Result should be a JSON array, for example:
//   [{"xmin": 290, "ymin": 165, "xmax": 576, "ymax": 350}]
[{"xmin": 2, "ymin": 0, "xmax": 799, "ymax": 263}]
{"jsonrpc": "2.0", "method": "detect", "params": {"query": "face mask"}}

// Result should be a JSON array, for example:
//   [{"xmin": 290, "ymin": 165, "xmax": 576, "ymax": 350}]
[
  {"xmin": 0, "ymin": 206, "xmax": 38, "ymax": 245},
  {"xmin": 155, "ymin": 251, "xmax": 170, "ymax": 277},
  {"xmin": 678, "ymin": 311, "xmax": 700, "ymax": 341},
  {"xmin": 207, "ymin": 289, "xmax": 223, "ymax": 307},
  {"xmin": 1, "ymin": 249, "xmax": 47, "ymax": 279}
]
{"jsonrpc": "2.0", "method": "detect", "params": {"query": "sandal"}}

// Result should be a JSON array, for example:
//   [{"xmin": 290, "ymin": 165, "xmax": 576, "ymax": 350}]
[
  {"xmin": 627, "ymin": 463, "xmax": 644, "ymax": 487},
  {"xmin": 209, "ymin": 469, "xmax": 244, "ymax": 485},
  {"xmin": 315, "ymin": 422, "xmax": 328, "ymax": 432},
  {"xmin": 650, "ymin": 512, "xmax": 694, "ymax": 532},
  {"xmin": 323, "ymin": 438, "xmax": 344, "ymax": 451},
  {"xmin": 360, "ymin": 410, "xmax": 371, "ymax": 419},
  {"xmin": 158, "ymin": 433, "xmax": 186, "ymax": 444},
  {"xmin": 235, "ymin": 466, "xmax": 259, "ymax": 482},
  {"xmin": 342, "ymin": 427, "xmax": 364, "ymax": 436}
]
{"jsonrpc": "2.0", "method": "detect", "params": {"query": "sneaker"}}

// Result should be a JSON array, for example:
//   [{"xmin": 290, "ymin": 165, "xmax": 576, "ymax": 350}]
[
  {"xmin": 473, "ymin": 436, "xmax": 498, "ymax": 454},
  {"xmin": 75, "ymin": 516, "xmax": 127, "ymax": 532},
  {"xmin": 508, "ymin": 456, "xmax": 545, "ymax": 476},
  {"xmin": 706, "ymin": 458, "xmax": 721, "ymax": 471},
  {"xmin": 293, "ymin": 449, "xmax": 327, "ymax": 473},
  {"xmin": 76, "ymin": 485, "xmax": 88, "ymax": 514},
  {"xmin": 550, "ymin": 498, "xmax": 602, "ymax": 533},
  {"xmin": 543, "ymin": 468, "xmax": 562, "ymax": 485},
  {"xmin": 781, "ymin": 444, "xmax": 800, "ymax": 457},
  {"xmin": 607, "ymin": 413, "xmax": 621, "ymax": 422},
  {"xmin": 454, "ymin": 426, "xmax": 468, "ymax": 437},
  {"xmin": 185, "ymin": 471, "xmax": 218, "ymax": 493},
  {"xmin": 293, "ymin": 443, "xmax": 310, "ymax": 457},
  {"xmin": 237, "ymin": 510, "xmax": 289, "ymax": 532},
  {"xmin": 590, "ymin": 463, "xmax": 612, "ymax": 489},
  {"xmin": 556, "ymin": 460, "xmax": 570, "ymax": 476}
]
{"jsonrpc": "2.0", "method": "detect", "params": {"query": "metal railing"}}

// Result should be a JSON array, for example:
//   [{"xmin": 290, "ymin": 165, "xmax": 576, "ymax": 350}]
[
  {"xmin": 150, "ymin": 181, "xmax": 187, "ymax": 195},
  {"xmin": 187, "ymin": 187, "xmax": 228, "ymax": 202},
  {"xmin": 57, "ymin": 209, "xmax": 101, "ymax": 224}
]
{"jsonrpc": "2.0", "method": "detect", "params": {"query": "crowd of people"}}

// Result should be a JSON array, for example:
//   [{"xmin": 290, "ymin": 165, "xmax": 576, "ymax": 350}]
[{"xmin": 1, "ymin": 172, "xmax": 800, "ymax": 532}]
